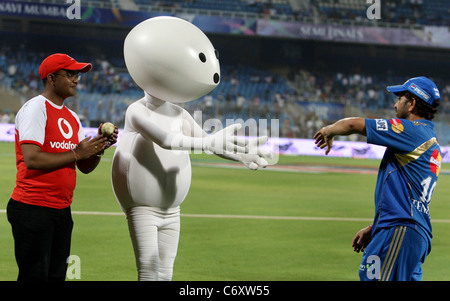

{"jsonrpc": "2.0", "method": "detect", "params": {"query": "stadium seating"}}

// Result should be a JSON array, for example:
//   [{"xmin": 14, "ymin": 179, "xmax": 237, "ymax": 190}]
[
  {"xmin": 2, "ymin": 1, "xmax": 450, "ymax": 141},
  {"xmin": 127, "ymin": 0, "xmax": 450, "ymax": 26},
  {"xmin": 23, "ymin": 0, "xmax": 450, "ymax": 26},
  {"xmin": 314, "ymin": 0, "xmax": 449, "ymax": 26},
  {"xmin": 2, "ymin": 41, "xmax": 449, "ymax": 142},
  {"xmin": 133, "ymin": 0, "xmax": 294, "ymax": 17}
]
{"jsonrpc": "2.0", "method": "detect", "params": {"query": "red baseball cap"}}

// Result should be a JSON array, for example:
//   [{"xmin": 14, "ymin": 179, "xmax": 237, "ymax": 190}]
[{"xmin": 39, "ymin": 53, "xmax": 92, "ymax": 79}]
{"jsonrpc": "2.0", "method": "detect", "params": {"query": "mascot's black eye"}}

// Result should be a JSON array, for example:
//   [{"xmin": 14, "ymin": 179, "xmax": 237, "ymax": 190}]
[
  {"xmin": 214, "ymin": 49, "xmax": 219, "ymax": 59},
  {"xmin": 199, "ymin": 53, "xmax": 206, "ymax": 63}
]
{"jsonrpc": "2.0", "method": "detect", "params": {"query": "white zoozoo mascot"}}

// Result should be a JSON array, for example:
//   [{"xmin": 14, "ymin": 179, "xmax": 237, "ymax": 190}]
[{"xmin": 111, "ymin": 16, "xmax": 271, "ymax": 281}]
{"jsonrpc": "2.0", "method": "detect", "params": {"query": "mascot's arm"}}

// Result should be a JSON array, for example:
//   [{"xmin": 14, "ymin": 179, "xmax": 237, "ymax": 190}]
[
  {"xmin": 127, "ymin": 102, "xmax": 171, "ymax": 146},
  {"xmin": 128, "ymin": 103, "xmax": 248, "ymax": 154}
]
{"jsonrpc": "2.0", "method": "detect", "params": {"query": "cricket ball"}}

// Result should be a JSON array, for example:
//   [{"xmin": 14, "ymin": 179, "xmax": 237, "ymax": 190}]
[{"xmin": 101, "ymin": 122, "xmax": 115, "ymax": 137}]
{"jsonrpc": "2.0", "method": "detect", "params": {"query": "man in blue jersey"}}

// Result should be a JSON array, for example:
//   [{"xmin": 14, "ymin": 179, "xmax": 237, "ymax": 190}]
[{"xmin": 313, "ymin": 76, "xmax": 441, "ymax": 281}]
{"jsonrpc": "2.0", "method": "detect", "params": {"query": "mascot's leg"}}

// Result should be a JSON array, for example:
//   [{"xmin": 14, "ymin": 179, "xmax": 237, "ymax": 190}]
[
  {"xmin": 127, "ymin": 206, "xmax": 160, "ymax": 281},
  {"xmin": 157, "ymin": 211, "xmax": 180, "ymax": 281},
  {"xmin": 126, "ymin": 206, "xmax": 180, "ymax": 281}
]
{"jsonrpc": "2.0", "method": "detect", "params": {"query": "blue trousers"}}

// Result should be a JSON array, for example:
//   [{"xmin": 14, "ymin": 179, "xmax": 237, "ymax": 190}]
[{"xmin": 359, "ymin": 225, "xmax": 429, "ymax": 281}]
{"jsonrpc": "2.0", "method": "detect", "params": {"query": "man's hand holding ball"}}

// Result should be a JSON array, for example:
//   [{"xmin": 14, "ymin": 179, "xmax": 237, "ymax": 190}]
[{"xmin": 99, "ymin": 122, "xmax": 118, "ymax": 150}]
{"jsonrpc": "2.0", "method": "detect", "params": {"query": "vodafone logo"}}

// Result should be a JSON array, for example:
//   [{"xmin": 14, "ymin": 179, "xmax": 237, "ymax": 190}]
[
  {"xmin": 49, "ymin": 118, "xmax": 77, "ymax": 150},
  {"xmin": 430, "ymin": 149, "xmax": 441, "ymax": 176},
  {"xmin": 50, "ymin": 140, "xmax": 77, "ymax": 150},
  {"xmin": 58, "ymin": 118, "xmax": 73, "ymax": 139}
]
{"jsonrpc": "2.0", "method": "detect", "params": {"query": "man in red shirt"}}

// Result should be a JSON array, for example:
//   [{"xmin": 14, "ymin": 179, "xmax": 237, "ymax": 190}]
[{"xmin": 7, "ymin": 53, "xmax": 118, "ymax": 281}]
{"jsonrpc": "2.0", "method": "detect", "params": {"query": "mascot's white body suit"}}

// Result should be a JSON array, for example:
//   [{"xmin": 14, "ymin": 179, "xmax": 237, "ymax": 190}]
[{"xmin": 112, "ymin": 16, "xmax": 270, "ymax": 281}]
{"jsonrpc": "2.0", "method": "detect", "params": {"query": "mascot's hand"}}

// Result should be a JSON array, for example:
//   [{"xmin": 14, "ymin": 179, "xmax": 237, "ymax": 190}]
[
  {"xmin": 203, "ymin": 124, "xmax": 248, "ymax": 155},
  {"xmin": 224, "ymin": 136, "xmax": 273, "ymax": 170},
  {"xmin": 240, "ymin": 136, "xmax": 272, "ymax": 170}
]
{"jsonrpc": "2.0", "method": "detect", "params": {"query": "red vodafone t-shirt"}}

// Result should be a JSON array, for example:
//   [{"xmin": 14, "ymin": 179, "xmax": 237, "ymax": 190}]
[{"xmin": 11, "ymin": 95, "xmax": 85, "ymax": 209}]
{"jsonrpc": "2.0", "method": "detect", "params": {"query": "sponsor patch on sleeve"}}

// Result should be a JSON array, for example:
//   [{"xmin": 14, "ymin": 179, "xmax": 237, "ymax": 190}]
[
  {"xmin": 389, "ymin": 119, "xmax": 404, "ymax": 133},
  {"xmin": 375, "ymin": 119, "xmax": 388, "ymax": 131}
]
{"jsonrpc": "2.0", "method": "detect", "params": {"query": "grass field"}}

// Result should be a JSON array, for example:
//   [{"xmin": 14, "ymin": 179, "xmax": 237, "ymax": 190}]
[{"xmin": 1, "ymin": 141, "xmax": 449, "ymax": 281}]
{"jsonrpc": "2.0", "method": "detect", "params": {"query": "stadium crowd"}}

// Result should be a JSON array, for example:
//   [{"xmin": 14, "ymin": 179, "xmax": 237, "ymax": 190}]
[
  {"xmin": 136, "ymin": 0, "xmax": 450, "ymax": 27},
  {"xmin": 33, "ymin": 0, "xmax": 448, "ymax": 27},
  {"xmin": 1, "ymin": 42, "xmax": 450, "ymax": 140}
]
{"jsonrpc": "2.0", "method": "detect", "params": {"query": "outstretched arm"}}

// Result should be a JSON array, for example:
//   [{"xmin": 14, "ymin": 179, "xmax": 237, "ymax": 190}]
[
  {"xmin": 313, "ymin": 117, "xmax": 366, "ymax": 155},
  {"xmin": 128, "ymin": 101, "xmax": 248, "ymax": 154}
]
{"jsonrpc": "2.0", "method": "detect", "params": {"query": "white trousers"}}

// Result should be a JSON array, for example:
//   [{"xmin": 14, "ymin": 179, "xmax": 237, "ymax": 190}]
[{"xmin": 126, "ymin": 206, "xmax": 180, "ymax": 281}]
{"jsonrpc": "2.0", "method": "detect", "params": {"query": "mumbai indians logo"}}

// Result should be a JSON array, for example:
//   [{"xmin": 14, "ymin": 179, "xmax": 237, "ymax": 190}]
[
  {"xmin": 389, "ymin": 119, "xmax": 404, "ymax": 133},
  {"xmin": 430, "ymin": 149, "xmax": 441, "ymax": 176}
]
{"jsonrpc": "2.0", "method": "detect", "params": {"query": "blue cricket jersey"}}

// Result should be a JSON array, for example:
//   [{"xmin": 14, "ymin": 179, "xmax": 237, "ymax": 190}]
[{"xmin": 365, "ymin": 118, "xmax": 441, "ymax": 248}]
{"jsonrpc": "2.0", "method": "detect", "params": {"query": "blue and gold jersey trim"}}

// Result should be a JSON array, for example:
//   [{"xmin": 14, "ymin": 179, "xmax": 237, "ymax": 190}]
[{"xmin": 395, "ymin": 137, "xmax": 439, "ymax": 167}]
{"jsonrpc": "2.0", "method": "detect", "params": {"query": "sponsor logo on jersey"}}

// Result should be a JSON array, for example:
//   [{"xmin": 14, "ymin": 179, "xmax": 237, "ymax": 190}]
[
  {"xmin": 50, "ymin": 118, "xmax": 77, "ymax": 150},
  {"xmin": 430, "ymin": 148, "xmax": 441, "ymax": 176},
  {"xmin": 58, "ymin": 118, "xmax": 73, "ymax": 139},
  {"xmin": 389, "ymin": 119, "xmax": 404, "ymax": 133},
  {"xmin": 375, "ymin": 119, "xmax": 388, "ymax": 131},
  {"xmin": 50, "ymin": 140, "xmax": 78, "ymax": 150}
]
